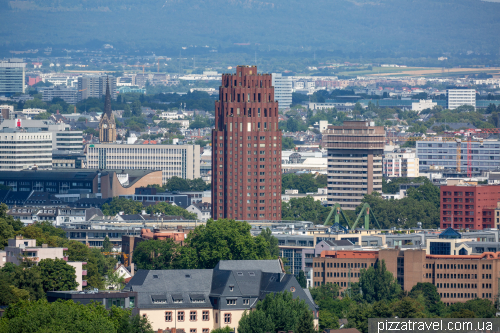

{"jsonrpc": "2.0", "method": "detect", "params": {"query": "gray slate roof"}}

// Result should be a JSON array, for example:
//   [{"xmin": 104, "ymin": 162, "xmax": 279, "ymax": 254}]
[{"xmin": 215, "ymin": 260, "xmax": 283, "ymax": 273}]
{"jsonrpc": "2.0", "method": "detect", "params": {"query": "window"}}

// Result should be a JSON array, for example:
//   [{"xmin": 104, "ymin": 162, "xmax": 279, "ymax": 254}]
[
  {"xmin": 203, "ymin": 329, "xmax": 209, "ymax": 333},
  {"xmin": 190, "ymin": 311, "xmax": 197, "ymax": 321},
  {"xmin": 165, "ymin": 312, "xmax": 172, "ymax": 322},
  {"xmin": 202, "ymin": 311, "xmax": 209, "ymax": 321},
  {"xmin": 243, "ymin": 298, "xmax": 250, "ymax": 305},
  {"xmin": 227, "ymin": 299, "xmax": 236, "ymax": 305},
  {"xmin": 178, "ymin": 311, "xmax": 185, "ymax": 322},
  {"xmin": 224, "ymin": 313, "xmax": 231, "ymax": 324},
  {"xmin": 190, "ymin": 329, "xmax": 197, "ymax": 333}
]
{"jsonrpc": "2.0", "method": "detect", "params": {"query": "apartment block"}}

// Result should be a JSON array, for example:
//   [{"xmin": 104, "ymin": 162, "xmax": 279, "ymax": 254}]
[
  {"xmin": 440, "ymin": 184, "xmax": 500, "ymax": 230},
  {"xmin": 447, "ymin": 89, "xmax": 476, "ymax": 110},
  {"xmin": 323, "ymin": 121, "xmax": 385, "ymax": 209},
  {"xmin": 416, "ymin": 140, "xmax": 500, "ymax": 173},
  {"xmin": 41, "ymin": 85, "xmax": 78, "ymax": 104},
  {"xmin": 86, "ymin": 144, "xmax": 200, "ymax": 185},
  {"xmin": 212, "ymin": 66, "xmax": 282, "ymax": 220},
  {"xmin": 0, "ymin": 59, "xmax": 25, "ymax": 95},
  {"xmin": 0, "ymin": 132, "xmax": 52, "ymax": 170},
  {"xmin": 383, "ymin": 149, "xmax": 419, "ymax": 178},
  {"xmin": 313, "ymin": 247, "xmax": 500, "ymax": 305}
]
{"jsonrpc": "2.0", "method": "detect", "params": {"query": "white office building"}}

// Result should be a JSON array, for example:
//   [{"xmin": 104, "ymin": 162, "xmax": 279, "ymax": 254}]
[
  {"xmin": 383, "ymin": 150, "xmax": 419, "ymax": 178},
  {"xmin": 1, "ymin": 119, "xmax": 83, "ymax": 152},
  {"xmin": 272, "ymin": 73, "xmax": 293, "ymax": 109},
  {"xmin": 447, "ymin": 89, "xmax": 476, "ymax": 110},
  {"xmin": 86, "ymin": 144, "xmax": 200, "ymax": 184},
  {"xmin": 0, "ymin": 132, "xmax": 52, "ymax": 170},
  {"xmin": 412, "ymin": 100, "xmax": 437, "ymax": 112}
]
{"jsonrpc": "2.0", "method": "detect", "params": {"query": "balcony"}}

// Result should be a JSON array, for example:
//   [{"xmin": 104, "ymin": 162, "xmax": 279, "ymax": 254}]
[
  {"xmin": 82, "ymin": 280, "xmax": 87, "ymax": 287},
  {"xmin": 82, "ymin": 270, "xmax": 87, "ymax": 276}
]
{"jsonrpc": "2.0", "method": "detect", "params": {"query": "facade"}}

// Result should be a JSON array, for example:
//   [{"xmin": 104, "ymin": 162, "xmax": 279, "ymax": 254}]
[
  {"xmin": 271, "ymin": 73, "xmax": 293, "ymax": 109},
  {"xmin": 186, "ymin": 202, "xmax": 212, "ymax": 222},
  {"xmin": 313, "ymin": 248, "xmax": 500, "ymax": 305},
  {"xmin": 0, "ymin": 132, "xmax": 52, "ymax": 170},
  {"xmin": 411, "ymin": 99, "xmax": 437, "ymax": 112},
  {"xmin": 0, "ymin": 169, "xmax": 162, "ymax": 198},
  {"xmin": 323, "ymin": 121, "xmax": 385, "ymax": 210},
  {"xmin": 1, "ymin": 119, "xmax": 83, "ymax": 152},
  {"xmin": 440, "ymin": 184, "xmax": 500, "ymax": 230},
  {"xmin": 212, "ymin": 66, "xmax": 282, "ymax": 220},
  {"xmin": 0, "ymin": 59, "xmax": 26, "ymax": 95},
  {"xmin": 47, "ymin": 290, "xmax": 138, "ymax": 311},
  {"xmin": 98, "ymin": 80, "xmax": 117, "ymax": 143},
  {"xmin": 77, "ymin": 76, "xmax": 117, "ymax": 101},
  {"xmin": 447, "ymin": 89, "xmax": 476, "ymax": 110},
  {"xmin": 416, "ymin": 140, "xmax": 500, "ymax": 173},
  {"xmin": 383, "ymin": 149, "xmax": 419, "ymax": 178},
  {"xmin": 5, "ymin": 237, "xmax": 87, "ymax": 290},
  {"xmin": 86, "ymin": 144, "xmax": 200, "ymax": 185},
  {"xmin": 122, "ymin": 260, "xmax": 317, "ymax": 332},
  {"xmin": 41, "ymin": 86, "xmax": 78, "ymax": 104},
  {"xmin": 0, "ymin": 105, "xmax": 14, "ymax": 123}
]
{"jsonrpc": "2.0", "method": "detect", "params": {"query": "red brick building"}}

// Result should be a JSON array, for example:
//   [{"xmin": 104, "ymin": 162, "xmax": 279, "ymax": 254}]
[
  {"xmin": 212, "ymin": 66, "xmax": 282, "ymax": 220},
  {"xmin": 440, "ymin": 184, "xmax": 500, "ymax": 230}
]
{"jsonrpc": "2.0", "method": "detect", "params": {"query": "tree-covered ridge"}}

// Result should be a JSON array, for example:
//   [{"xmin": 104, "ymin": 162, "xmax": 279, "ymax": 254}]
[{"xmin": 2, "ymin": 0, "xmax": 500, "ymax": 57}]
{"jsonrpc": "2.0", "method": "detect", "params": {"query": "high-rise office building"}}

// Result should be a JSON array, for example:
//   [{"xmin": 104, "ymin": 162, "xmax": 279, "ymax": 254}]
[
  {"xmin": 0, "ymin": 59, "xmax": 26, "ymax": 96},
  {"xmin": 271, "ymin": 73, "xmax": 292, "ymax": 109},
  {"xmin": 447, "ymin": 88, "xmax": 476, "ymax": 110},
  {"xmin": 77, "ymin": 76, "xmax": 117, "ymax": 101},
  {"xmin": 42, "ymin": 85, "xmax": 78, "ymax": 104},
  {"xmin": 323, "ymin": 121, "xmax": 385, "ymax": 210},
  {"xmin": 212, "ymin": 66, "xmax": 282, "ymax": 220}
]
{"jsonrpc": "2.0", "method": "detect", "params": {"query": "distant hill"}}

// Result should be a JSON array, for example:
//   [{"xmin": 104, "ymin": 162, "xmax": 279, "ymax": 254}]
[{"xmin": 1, "ymin": 0, "xmax": 500, "ymax": 57}]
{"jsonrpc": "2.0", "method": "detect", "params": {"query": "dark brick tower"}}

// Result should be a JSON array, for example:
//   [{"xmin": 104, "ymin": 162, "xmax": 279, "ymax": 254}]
[{"xmin": 212, "ymin": 66, "xmax": 282, "ymax": 220}]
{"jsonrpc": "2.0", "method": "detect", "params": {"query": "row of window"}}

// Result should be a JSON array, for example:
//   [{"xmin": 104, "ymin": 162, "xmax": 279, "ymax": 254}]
[{"xmin": 426, "ymin": 263, "xmax": 479, "ymax": 270}]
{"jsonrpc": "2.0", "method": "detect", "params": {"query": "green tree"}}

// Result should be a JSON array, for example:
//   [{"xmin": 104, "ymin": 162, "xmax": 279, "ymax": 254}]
[
  {"xmin": 101, "ymin": 197, "xmax": 144, "ymax": 216},
  {"xmin": 0, "ymin": 203, "xmax": 23, "ymax": 250},
  {"xmin": 211, "ymin": 327, "xmax": 233, "ymax": 333},
  {"xmin": 282, "ymin": 137, "xmax": 296, "ymax": 149},
  {"xmin": 392, "ymin": 297, "xmax": 426, "ymax": 318},
  {"xmin": 131, "ymin": 100, "xmax": 142, "ymax": 116},
  {"xmin": 295, "ymin": 306, "xmax": 315, "ymax": 333},
  {"xmin": 133, "ymin": 239, "xmax": 179, "ymax": 270},
  {"xmin": 176, "ymin": 219, "xmax": 272, "ymax": 269},
  {"xmin": 10, "ymin": 265, "xmax": 44, "ymax": 301},
  {"xmin": 281, "ymin": 196, "xmax": 330, "ymax": 224},
  {"xmin": 358, "ymin": 260, "xmax": 400, "ymax": 303},
  {"xmin": 165, "ymin": 176, "xmax": 190, "ymax": 191},
  {"xmin": 38, "ymin": 258, "xmax": 78, "ymax": 293},
  {"xmin": 297, "ymin": 270, "xmax": 307, "ymax": 288},
  {"xmin": 102, "ymin": 236, "xmax": 113, "ymax": 252},
  {"xmin": 409, "ymin": 282, "xmax": 444, "ymax": 316},
  {"xmin": 238, "ymin": 310, "xmax": 274, "ymax": 333},
  {"xmin": 145, "ymin": 202, "xmax": 197, "ymax": 220},
  {"xmin": 318, "ymin": 309, "xmax": 339, "ymax": 330},
  {"xmin": 106, "ymin": 270, "xmax": 126, "ymax": 290},
  {"xmin": 259, "ymin": 228, "xmax": 279, "ymax": 258}
]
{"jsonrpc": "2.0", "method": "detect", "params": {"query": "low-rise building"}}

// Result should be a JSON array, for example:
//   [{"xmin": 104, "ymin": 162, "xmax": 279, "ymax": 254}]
[
  {"xmin": 4, "ymin": 236, "xmax": 88, "ymax": 290},
  {"xmin": 122, "ymin": 260, "xmax": 318, "ymax": 332},
  {"xmin": 383, "ymin": 149, "xmax": 419, "ymax": 178},
  {"xmin": 186, "ymin": 202, "xmax": 212, "ymax": 222}
]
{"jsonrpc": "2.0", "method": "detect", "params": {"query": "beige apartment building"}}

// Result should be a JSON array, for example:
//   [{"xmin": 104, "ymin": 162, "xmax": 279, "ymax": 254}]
[
  {"xmin": 0, "ymin": 132, "xmax": 52, "ymax": 170},
  {"xmin": 383, "ymin": 149, "xmax": 419, "ymax": 178},
  {"xmin": 86, "ymin": 144, "xmax": 200, "ymax": 184},
  {"xmin": 323, "ymin": 121, "xmax": 385, "ymax": 209}
]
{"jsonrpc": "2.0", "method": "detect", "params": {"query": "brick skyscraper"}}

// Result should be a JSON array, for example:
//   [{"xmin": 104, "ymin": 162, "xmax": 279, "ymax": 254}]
[{"xmin": 212, "ymin": 66, "xmax": 282, "ymax": 220}]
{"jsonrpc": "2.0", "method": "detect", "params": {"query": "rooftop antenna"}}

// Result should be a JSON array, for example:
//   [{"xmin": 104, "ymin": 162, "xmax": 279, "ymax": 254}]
[{"xmin": 254, "ymin": 51, "xmax": 257, "ymax": 65}]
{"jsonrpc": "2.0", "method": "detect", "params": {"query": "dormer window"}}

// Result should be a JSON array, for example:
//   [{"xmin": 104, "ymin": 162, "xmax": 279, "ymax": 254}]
[{"xmin": 229, "ymin": 285, "xmax": 234, "ymax": 292}]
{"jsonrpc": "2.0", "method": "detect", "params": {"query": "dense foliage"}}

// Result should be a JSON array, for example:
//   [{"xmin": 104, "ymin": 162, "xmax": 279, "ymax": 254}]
[
  {"xmin": 0, "ymin": 300, "xmax": 153, "ymax": 333},
  {"xmin": 133, "ymin": 219, "xmax": 279, "ymax": 270},
  {"xmin": 238, "ymin": 292, "xmax": 314, "ymax": 333},
  {"xmin": 282, "ymin": 173, "xmax": 327, "ymax": 194}
]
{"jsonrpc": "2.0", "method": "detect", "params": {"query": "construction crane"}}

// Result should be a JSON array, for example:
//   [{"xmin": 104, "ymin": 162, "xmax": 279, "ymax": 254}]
[
  {"xmin": 324, "ymin": 203, "xmax": 380, "ymax": 231},
  {"xmin": 157, "ymin": 57, "xmax": 167, "ymax": 72}
]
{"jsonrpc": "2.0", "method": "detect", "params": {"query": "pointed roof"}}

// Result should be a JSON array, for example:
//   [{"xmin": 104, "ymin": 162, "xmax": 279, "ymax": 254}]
[
  {"xmin": 439, "ymin": 227, "xmax": 462, "ymax": 239},
  {"xmin": 104, "ymin": 76, "xmax": 112, "ymax": 119}
]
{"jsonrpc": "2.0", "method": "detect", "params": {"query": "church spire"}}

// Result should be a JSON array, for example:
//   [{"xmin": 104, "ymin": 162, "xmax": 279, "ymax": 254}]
[{"xmin": 104, "ymin": 76, "xmax": 112, "ymax": 118}]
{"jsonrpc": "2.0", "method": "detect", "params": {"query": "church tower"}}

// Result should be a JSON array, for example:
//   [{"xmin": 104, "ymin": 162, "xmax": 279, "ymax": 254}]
[{"xmin": 98, "ymin": 77, "xmax": 117, "ymax": 143}]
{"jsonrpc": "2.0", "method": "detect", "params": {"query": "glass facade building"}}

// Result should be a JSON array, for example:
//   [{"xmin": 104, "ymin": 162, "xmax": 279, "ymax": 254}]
[
  {"xmin": 416, "ymin": 140, "xmax": 500, "ymax": 172},
  {"xmin": 0, "ymin": 59, "xmax": 25, "ymax": 96}
]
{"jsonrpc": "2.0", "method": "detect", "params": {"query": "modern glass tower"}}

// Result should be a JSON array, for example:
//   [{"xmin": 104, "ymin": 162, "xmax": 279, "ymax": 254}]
[{"xmin": 0, "ymin": 59, "xmax": 25, "ymax": 96}]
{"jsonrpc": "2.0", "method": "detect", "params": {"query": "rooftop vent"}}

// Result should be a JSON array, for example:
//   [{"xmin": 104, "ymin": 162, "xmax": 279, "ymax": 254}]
[
  {"xmin": 153, "ymin": 275, "xmax": 159, "ymax": 279},
  {"xmin": 249, "ymin": 272, "xmax": 255, "ymax": 276},
  {"xmin": 237, "ymin": 272, "xmax": 243, "ymax": 276},
  {"xmin": 185, "ymin": 274, "xmax": 191, "ymax": 278}
]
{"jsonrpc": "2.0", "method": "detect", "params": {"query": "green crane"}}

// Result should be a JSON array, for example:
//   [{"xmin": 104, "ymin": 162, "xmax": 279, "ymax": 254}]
[{"xmin": 324, "ymin": 203, "xmax": 381, "ymax": 231}]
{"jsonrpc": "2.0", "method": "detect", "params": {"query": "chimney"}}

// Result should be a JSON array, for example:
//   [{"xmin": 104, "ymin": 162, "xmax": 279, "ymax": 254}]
[
  {"xmin": 130, "ymin": 263, "xmax": 135, "ymax": 276},
  {"xmin": 171, "ymin": 329, "xmax": 176, "ymax": 333},
  {"xmin": 157, "ymin": 330, "xmax": 163, "ymax": 333}
]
